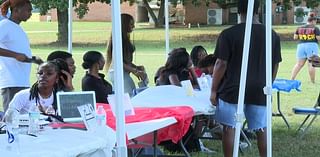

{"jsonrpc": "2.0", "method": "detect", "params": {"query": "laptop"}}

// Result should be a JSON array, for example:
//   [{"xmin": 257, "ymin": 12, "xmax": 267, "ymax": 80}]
[{"xmin": 57, "ymin": 91, "xmax": 96, "ymax": 122}]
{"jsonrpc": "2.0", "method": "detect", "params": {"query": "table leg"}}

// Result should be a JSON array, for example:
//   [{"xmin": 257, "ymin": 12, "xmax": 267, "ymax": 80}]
[
  {"xmin": 153, "ymin": 130, "xmax": 157, "ymax": 157},
  {"xmin": 179, "ymin": 140, "xmax": 191, "ymax": 157}
]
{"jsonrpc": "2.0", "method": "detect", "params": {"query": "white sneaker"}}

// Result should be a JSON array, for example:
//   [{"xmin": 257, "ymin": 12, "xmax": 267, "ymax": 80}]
[
  {"xmin": 239, "ymin": 141, "xmax": 249, "ymax": 150},
  {"xmin": 199, "ymin": 139, "xmax": 215, "ymax": 153},
  {"xmin": 203, "ymin": 132, "xmax": 213, "ymax": 138}
]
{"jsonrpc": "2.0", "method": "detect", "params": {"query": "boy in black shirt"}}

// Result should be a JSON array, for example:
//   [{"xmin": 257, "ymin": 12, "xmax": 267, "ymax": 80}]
[{"xmin": 210, "ymin": 0, "xmax": 282, "ymax": 157}]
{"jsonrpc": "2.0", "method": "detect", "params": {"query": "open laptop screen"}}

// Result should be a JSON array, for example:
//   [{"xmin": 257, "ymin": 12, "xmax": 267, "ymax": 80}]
[{"xmin": 57, "ymin": 91, "xmax": 96, "ymax": 122}]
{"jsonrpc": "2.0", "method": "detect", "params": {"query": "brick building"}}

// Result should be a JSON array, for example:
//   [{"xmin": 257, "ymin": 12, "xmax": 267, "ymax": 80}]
[
  {"xmin": 40, "ymin": 1, "xmax": 318, "ymax": 25},
  {"xmin": 40, "ymin": 2, "xmax": 137, "ymax": 22}
]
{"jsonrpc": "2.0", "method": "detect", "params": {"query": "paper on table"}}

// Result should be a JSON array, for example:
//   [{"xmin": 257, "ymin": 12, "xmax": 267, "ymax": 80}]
[
  {"xmin": 77, "ymin": 104, "xmax": 97, "ymax": 131},
  {"xmin": 107, "ymin": 93, "xmax": 135, "ymax": 117},
  {"xmin": 180, "ymin": 80, "xmax": 194, "ymax": 96}
]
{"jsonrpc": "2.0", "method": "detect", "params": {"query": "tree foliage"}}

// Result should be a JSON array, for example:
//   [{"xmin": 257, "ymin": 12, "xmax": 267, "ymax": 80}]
[
  {"xmin": 31, "ymin": 0, "xmax": 145, "ymax": 43},
  {"xmin": 30, "ymin": 0, "xmax": 320, "ymax": 43},
  {"xmin": 31, "ymin": 0, "xmax": 114, "ymax": 44}
]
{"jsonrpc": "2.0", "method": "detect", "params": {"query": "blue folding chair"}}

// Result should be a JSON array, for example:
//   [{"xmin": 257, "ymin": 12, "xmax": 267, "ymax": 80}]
[
  {"xmin": 272, "ymin": 79, "xmax": 301, "ymax": 129},
  {"xmin": 292, "ymin": 92, "xmax": 320, "ymax": 138}
]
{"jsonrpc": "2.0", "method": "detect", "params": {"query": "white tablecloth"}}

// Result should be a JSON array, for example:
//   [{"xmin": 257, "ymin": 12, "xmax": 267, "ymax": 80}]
[
  {"xmin": 126, "ymin": 117, "xmax": 177, "ymax": 140},
  {"xmin": 131, "ymin": 85, "xmax": 215, "ymax": 115},
  {"xmin": 0, "ymin": 127, "xmax": 116, "ymax": 157}
]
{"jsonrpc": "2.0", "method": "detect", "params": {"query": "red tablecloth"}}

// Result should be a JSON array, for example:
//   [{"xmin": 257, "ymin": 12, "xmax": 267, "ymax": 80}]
[{"xmin": 97, "ymin": 103, "xmax": 194, "ymax": 144}]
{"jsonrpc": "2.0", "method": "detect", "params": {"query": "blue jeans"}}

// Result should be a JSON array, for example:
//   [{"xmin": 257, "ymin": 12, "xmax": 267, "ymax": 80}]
[
  {"xmin": 215, "ymin": 99, "xmax": 267, "ymax": 130},
  {"xmin": 297, "ymin": 42, "xmax": 319, "ymax": 59}
]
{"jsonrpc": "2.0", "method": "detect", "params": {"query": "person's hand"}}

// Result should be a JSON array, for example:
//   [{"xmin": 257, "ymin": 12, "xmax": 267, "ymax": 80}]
[
  {"xmin": 134, "ymin": 70, "xmax": 147, "ymax": 80},
  {"xmin": 136, "ymin": 65, "xmax": 145, "ymax": 71},
  {"xmin": 210, "ymin": 91, "xmax": 218, "ymax": 106},
  {"xmin": 60, "ymin": 70, "xmax": 74, "ymax": 91},
  {"xmin": 32, "ymin": 56, "xmax": 44, "ymax": 65},
  {"xmin": 14, "ymin": 53, "xmax": 28, "ymax": 62},
  {"xmin": 38, "ymin": 105, "xmax": 55, "ymax": 116}
]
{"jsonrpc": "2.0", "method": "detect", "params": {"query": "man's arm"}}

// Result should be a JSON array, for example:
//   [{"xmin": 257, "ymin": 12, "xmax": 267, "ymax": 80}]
[
  {"xmin": 210, "ymin": 59, "xmax": 227, "ymax": 106},
  {"xmin": 272, "ymin": 63, "xmax": 279, "ymax": 82},
  {"xmin": 0, "ymin": 48, "xmax": 27, "ymax": 61}
]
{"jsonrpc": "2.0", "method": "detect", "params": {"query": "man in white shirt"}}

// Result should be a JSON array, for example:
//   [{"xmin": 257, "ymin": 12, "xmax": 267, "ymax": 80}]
[{"xmin": 0, "ymin": 0, "xmax": 33, "ymax": 112}]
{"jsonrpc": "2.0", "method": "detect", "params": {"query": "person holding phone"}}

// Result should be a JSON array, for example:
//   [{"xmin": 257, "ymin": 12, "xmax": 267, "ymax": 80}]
[
  {"xmin": 0, "ymin": 0, "xmax": 38, "ymax": 113},
  {"xmin": 47, "ymin": 50, "xmax": 75, "ymax": 91}
]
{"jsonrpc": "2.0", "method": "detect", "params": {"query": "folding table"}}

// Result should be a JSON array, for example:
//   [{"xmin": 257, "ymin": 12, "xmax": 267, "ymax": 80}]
[
  {"xmin": 0, "ymin": 128, "xmax": 116, "ymax": 157},
  {"xmin": 97, "ymin": 103, "xmax": 194, "ymax": 157}
]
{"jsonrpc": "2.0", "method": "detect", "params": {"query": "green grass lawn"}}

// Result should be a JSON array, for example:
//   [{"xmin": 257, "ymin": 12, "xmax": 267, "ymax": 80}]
[{"xmin": 3, "ymin": 22, "xmax": 320, "ymax": 156}]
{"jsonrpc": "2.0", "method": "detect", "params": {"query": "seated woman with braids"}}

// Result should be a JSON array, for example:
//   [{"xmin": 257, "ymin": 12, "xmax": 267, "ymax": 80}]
[{"xmin": 4, "ymin": 61, "xmax": 61, "ymax": 117}]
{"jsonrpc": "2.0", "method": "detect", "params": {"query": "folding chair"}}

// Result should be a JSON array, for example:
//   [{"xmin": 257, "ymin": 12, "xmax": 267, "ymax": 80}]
[
  {"xmin": 132, "ymin": 86, "xmax": 148, "ymax": 97},
  {"xmin": 292, "ymin": 92, "xmax": 320, "ymax": 138}
]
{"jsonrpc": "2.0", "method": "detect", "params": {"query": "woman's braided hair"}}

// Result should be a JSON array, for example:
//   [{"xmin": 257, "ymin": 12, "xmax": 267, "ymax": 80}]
[{"xmin": 29, "ymin": 61, "xmax": 60, "ymax": 112}]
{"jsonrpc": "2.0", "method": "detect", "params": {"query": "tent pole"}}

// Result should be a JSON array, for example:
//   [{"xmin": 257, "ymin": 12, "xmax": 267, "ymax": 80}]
[
  {"xmin": 165, "ymin": 0, "xmax": 170, "ymax": 56},
  {"xmin": 266, "ymin": 0, "xmax": 273, "ymax": 156},
  {"xmin": 233, "ymin": 0, "xmax": 254, "ymax": 156},
  {"xmin": 111, "ymin": 0, "xmax": 127, "ymax": 156},
  {"xmin": 68, "ymin": 0, "xmax": 72, "ymax": 53}
]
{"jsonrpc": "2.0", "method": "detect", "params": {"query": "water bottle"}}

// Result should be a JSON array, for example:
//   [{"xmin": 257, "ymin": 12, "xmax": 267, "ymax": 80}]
[
  {"xmin": 5, "ymin": 109, "xmax": 20, "ymax": 154},
  {"xmin": 205, "ymin": 74, "xmax": 212, "ymax": 88},
  {"xmin": 96, "ymin": 106, "xmax": 107, "ymax": 127},
  {"xmin": 199, "ymin": 73, "xmax": 209, "ymax": 90},
  {"xmin": 28, "ymin": 104, "xmax": 40, "ymax": 136}
]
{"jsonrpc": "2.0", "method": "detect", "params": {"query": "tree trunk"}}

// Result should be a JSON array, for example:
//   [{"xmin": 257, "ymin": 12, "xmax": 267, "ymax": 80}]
[
  {"xmin": 157, "ymin": 0, "xmax": 165, "ymax": 27},
  {"xmin": 143, "ymin": 0, "xmax": 158, "ymax": 27},
  {"xmin": 57, "ymin": 9, "xmax": 68, "ymax": 45},
  {"xmin": 282, "ymin": 10, "xmax": 288, "ymax": 24}
]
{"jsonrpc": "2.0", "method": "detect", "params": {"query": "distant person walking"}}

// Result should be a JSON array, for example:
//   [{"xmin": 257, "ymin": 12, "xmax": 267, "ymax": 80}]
[
  {"xmin": 0, "ymin": 0, "xmax": 34, "ymax": 112},
  {"xmin": 291, "ymin": 13, "xmax": 320, "ymax": 83},
  {"xmin": 106, "ymin": 13, "xmax": 147, "ymax": 96}
]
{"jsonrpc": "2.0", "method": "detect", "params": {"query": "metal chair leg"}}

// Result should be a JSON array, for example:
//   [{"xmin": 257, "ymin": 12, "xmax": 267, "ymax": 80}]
[
  {"xmin": 296, "ymin": 115, "xmax": 311, "ymax": 132},
  {"xmin": 276, "ymin": 92, "xmax": 290, "ymax": 129},
  {"xmin": 241, "ymin": 130, "xmax": 252, "ymax": 147},
  {"xmin": 299, "ymin": 115, "xmax": 318, "ymax": 139}
]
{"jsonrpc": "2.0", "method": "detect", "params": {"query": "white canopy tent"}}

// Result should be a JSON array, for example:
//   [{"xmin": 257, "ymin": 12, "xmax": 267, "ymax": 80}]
[
  {"xmin": 67, "ymin": 1, "xmax": 170, "ymax": 156},
  {"xmin": 110, "ymin": 0, "xmax": 128, "ymax": 155},
  {"xmin": 67, "ymin": 0, "xmax": 273, "ymax": 156},
  {"xmin": 67, "ymin": 0, "xmax": 128, "ymax": 156},
  {"xmin": 233, "ymin": 0, "xmax": 273, "ymax": 157}
]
